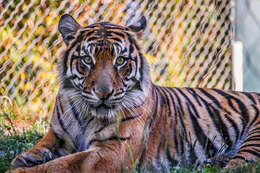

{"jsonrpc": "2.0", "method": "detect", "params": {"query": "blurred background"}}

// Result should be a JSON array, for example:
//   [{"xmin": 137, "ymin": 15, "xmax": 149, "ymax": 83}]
[
  {"xmin": 0, "ymin": 0, "xmax": 254, "ymax": 121},
  {"xmin": 235, "ymin": 0, "xmax": 260, "ymax": 93}
]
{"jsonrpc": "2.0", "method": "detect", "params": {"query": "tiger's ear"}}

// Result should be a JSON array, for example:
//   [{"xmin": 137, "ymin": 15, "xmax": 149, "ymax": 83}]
[
  {"xmin": 58, "ymin": 14, "xmax": 80, "ymax": 46},
  {"xmin": 127, "ymin": 16, "xmax": 147, "ymax": 38}
]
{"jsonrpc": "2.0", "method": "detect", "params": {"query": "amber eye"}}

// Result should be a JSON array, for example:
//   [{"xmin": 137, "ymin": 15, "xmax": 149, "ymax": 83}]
[
  {"xmin": 115, "ymin": 56, "xmax": 126, "ymax": 66},
  {"xmin": 81, "ymin": 55, "xmax": 92, "ymax": 65}
]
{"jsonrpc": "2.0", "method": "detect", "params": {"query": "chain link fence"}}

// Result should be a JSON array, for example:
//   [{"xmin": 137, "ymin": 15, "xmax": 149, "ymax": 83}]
[{"xmin": 0, "ymin": 0, "xmax": 232, "ymax": 119}]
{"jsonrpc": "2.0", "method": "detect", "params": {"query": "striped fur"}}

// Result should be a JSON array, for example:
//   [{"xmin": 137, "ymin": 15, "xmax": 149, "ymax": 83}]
[{"xmin": 10, "ymin": 15, "xmax": 260, "ymax": 173}]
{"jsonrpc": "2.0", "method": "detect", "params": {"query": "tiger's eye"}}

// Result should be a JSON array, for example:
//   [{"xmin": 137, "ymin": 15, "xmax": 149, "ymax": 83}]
[
  {"xmin": 116, "ymin": 56, "xmax": 126, "ymax": 66},
  {"xmin": 83, "ymin": 56, "xmax": 92, "ymax": 64}
]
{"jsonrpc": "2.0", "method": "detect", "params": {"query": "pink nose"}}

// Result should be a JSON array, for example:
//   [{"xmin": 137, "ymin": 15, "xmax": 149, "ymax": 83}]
[{"xmin": 94, "ymin": 87, "xmax": 113, "ymax": 100}]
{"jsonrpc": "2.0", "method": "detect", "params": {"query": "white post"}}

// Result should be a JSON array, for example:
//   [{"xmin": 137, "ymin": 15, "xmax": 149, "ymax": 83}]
[{"xmin": 232, "ymin": 41, "xmax": 243, "ymax": 91}]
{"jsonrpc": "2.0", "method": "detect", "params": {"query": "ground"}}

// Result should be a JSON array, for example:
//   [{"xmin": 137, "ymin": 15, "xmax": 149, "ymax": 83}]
[{"xmin": 0, "ymin": 113, "xmax": 259, "ymax": 173}]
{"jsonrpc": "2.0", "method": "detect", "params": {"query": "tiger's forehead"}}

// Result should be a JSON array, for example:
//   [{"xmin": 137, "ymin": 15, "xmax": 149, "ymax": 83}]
[
  {"xmin": 80, "ymin": 22, "xmax": 128, "ymax": 41},
  {"xmin": 78, "ymin": 22, "xmax": 130, "ymax": 56}
]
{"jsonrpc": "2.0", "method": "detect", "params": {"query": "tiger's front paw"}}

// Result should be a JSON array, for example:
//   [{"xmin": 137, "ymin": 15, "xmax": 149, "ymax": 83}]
[
  {"xmin": 6, "ymin": 168, "xmax": 27, "ymax": 173},
  {"xmin": 11, "ymin": 148, "xmax": 54, "ymax": 168}
]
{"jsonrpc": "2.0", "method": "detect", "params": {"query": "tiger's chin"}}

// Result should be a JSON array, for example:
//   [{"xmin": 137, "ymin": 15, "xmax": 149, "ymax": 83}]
[{"xmin": 89, "ymin": 104, "xmax": 121, "ymax": 120}]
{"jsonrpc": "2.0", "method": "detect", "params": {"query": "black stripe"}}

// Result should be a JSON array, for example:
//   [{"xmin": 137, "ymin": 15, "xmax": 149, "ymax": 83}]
[
  {"xmin": 248, "ymin": 104, "xmax": 259, "ymax": 128},
  {"xmin": 139, "ymin": 53, "xmax": 144, "ymax": 82},
  {"xmin": 158, "ymin": 87, "xmax": 172, "ymax": 117},
  {"xmin": 120, "ymin": 47, "xmax": 127, "ymax": 54},
  {"xmin": 213, "ymin": 89, "xmax": 249, "ymax": 120},
  {"xmin": 83, "ymin": 24, "xmax": 98, "ymax": 29},
  {"xmin": 232, "ymin": 155, "xmax": 246, "ymax": 160},
  {"xmin": 111, "ymin": 31, "xmax": 125, "ymax": 38},
  {"xmin": 63, "ymin": 51, "xmax": 69, "ymax": 75},
  {"xmin": 94, "ymin": 114, "xmax": 141, "ymax": 134},
  {"xmin": 87, "ymin": 36, "xmax": 99, "ymax": 42},
  {"xmin": 168, "ymin": 88, "xmax": 184, "ymax": 115},
  {"xmin": 240, "ymin": 143, "xmax": 260, "ymax": 150},
  {"xmin": 213, "ymin": 89, "xmax": 250, "ymax": 139},
  {"xmin": 166, "ymin": 147, "xmax": 178, "ymax": 166},
  {"xmin": 173, "ymin": 123, "xmax": 179, "ymax": 154},
  {"xmin": 186, "ymin": 88, "xmax": 202, "ymax": 106},
  {"xmin": 127, "ymin": 33, "xmax": 134, "ymax": 58},
  {"xmin": 245, "ymin": 135, "xmax": 260, "ymax": 142},
  {"xmin": 76, "ymin": 61, "xmax": 85, "ymax": 75},
  {"xmin": 110, "ymin": 37, "xmax": 122, "ymax": 42},
  {"xmin": 187, "ymin": 104, "xmax": 218, "ymax": 157},
  {"xmin": 178, "ymin": 107, "xmax": 188, "ymax": 143},
  {"xmin": 86, "ymin": 117, "xmax": 94, "ymax": 127},
  {"xmin": 243, "ymin": 92, "xmax": 257, "ymax": 104},
  {"xmin": 84, "ymin": 30, "xmax": 95, "ymax": 37},
  {"xmin": 253, "ymin": 147, "xmax": 260, "ymax": 153},
  {"xmin": 249, "ymin": 127, "xmax": 260, "ymax": 136},
  {"xmin": 168, "ymin": 88, "xmax": 188, "ymax": 143},
  {"xmin": 165, "ymin": 88, "xmax": 179, "ymax": 153},
  {"xmin": 128, "ymin": 44, "xmax": 134, "ymax": 58},
  {"xmin": 62, "ymin": 36, "xmax": 82, "ymax": 75},
  {"xmin": 197, "ymin": 88, "xmax": 222, "ymax": 108},
  {"xmin": 207, "ymin": 105, "xmax": 233, "ymax": 150},
  {"xmin": 88, "ymin": 136, "xmax": 130, "ymax": 147},
  {"xmin": 70, "ymin": 51, "xmax": 74, "ymax": 77},
  {"xmin": 114, "ymin": 91, "xmax": 124, "ymax": 97},
  {"xmin": 179, "ymin": 128, "xmax": 185, "ymax": 155},
  {"xmin": 224, "ymin": 114, "xmax": 240, "ymax": 143},
  {"xmin": 177, "ymin": 89, "xmax": 200, "ymax": 118},
  {"xmin": 166, "ymin": 87, "xmax": 178, "ymax": 117},
  {"xmin": 148, "ymin": 85, "xmax": 159, "ymax": 128},
  {"xmin": 94, "ymin": 123, "xmax": 113, "ymax": 134},
  {"xmin": 238, "ymin": 149, "xmax": 260, "ymax": 157},
  {"xmin": 122, "ymin": 114, "xmax": 141, "ymax": 122}
]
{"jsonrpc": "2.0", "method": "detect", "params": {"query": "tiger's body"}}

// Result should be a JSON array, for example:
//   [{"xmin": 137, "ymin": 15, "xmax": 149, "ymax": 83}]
[{"xmin": 10, "ymin": 15, "xmax": 260, "ymax": 173}]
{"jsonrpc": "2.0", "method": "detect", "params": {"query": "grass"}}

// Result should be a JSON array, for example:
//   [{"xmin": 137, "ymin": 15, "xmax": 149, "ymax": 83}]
[
  {"xmin": 0, "ymin": 112, "xmax": 259, "ymax": 173},
  {"xmin": 169, "ymin": 163, "xmax": 260, "ymax": 173},
  {"xmin": 0, "ymin": 112, "xmax": 46, "ymax": 173}
]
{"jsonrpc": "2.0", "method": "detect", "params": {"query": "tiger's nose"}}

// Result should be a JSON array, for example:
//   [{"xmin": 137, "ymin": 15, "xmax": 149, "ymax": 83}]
[{"xmin": 94, "ymin": 87, "xmax": 114, "ymax": 100}]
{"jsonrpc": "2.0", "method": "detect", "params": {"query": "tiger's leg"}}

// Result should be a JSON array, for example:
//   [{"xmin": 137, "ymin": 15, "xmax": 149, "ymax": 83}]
[
  {"xmin": 9, "ymin": 147, "xmax": 132, "ymax": 173},
  {"xmin": 9, "ymin": 150, "xmax": 91, "ymax": 173},
  {"xmin": 227, "ymin": 124, "xmax": 260, "ymax": 167},
  {"xmin": 11, "ymin": 128, "xmax": 58, "ymax": 168}
]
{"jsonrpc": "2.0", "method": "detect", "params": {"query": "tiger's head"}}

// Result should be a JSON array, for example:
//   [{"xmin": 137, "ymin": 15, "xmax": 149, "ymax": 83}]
[{"xmin": 58, "ymin": 14, "xmax": 151, "ymax": 119}]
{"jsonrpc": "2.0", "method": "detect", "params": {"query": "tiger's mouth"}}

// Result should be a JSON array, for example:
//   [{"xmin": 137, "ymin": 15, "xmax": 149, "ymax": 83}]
[
  {"xmin": 88, "ymin": 102, "xmax": 119, "ymax": 119},
  {"xmin": 95, "ymin": 103, "xmax": 114, "ymax": 114}
]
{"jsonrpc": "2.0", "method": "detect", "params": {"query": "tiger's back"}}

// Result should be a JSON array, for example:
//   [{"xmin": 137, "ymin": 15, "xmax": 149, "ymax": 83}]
[{"xmin": 139, "ymin": 86, "xmax": 260, "ymax": 170}]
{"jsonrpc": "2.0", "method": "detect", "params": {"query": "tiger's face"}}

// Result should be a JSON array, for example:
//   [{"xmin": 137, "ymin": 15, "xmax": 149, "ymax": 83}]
[{"xmin": 58, "ymin": 14, "xmax": 151, "ymax": 119}]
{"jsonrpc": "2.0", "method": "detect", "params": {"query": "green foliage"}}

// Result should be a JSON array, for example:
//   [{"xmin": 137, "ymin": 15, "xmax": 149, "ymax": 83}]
[
  {"xmin": 169, "ymin": 162, "xmax": 260, "ymax": 173},
  {"xmin": 0, "ymin": 117, "xmax": 43, "ymax": 173}
]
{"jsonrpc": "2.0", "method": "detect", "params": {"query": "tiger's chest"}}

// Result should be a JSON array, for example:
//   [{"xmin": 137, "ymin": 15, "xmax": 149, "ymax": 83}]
[
  {"xmin": 74, "ymin": 118, "xmax": 119, "ymax": 152},
  {"xmin": 52, "ymin": 110, "xmax": 120, "ymax": 155}
]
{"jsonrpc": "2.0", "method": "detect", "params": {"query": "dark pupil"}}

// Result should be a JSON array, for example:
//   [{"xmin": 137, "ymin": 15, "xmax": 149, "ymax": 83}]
[
  {"xmin": 117, "ymin": 57, "xmax": 124, "ymax": 64},
  {"xmin": 84, "ymin": 56, "xmax": 91, "ymax": 63}
]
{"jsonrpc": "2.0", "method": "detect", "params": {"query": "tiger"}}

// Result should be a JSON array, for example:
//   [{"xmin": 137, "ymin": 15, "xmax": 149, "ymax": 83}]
[{"xmin": 9, "ymin": 14, "xmax": 260, "ymax": 173}]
